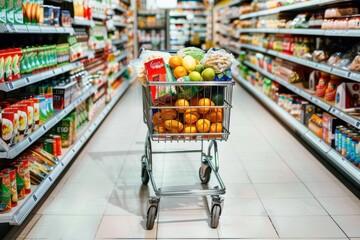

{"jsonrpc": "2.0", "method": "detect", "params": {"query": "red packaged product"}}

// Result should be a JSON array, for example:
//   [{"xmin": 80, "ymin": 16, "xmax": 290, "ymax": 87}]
[
  {"xmin": 12, "ymin": 162, "xmax": 25, "ymax": 200},
  {"xmin": 1, "ymin": 168, "xmax": 18, "ymax": 207}
]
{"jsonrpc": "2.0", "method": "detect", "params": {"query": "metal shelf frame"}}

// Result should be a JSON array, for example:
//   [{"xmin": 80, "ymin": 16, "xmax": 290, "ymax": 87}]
[
  {"xmin": 0, "ymin": 62, "xmax": 82, "ymax": 92},
  {"xmin": 238, "ymin": 28, "xmax": 360, "ymax": 37},
  {"xmin": 234, "ymin": 71, "xmax": 360, "ymax": 187},
  {"xmin": 244, "ymin": 60, "xmax": 360, "ymax": 129},
  {"xmin": 114, "ymin": 51, "xmax": 130, "ymax": 63},
  {"xmin": 237, "ymin": 43, "xmax": 360, "ymax": 83},
  {"xmin": 0, "ymin": 24, "xmax": 75, "ymax": 34},
  {"xmin": 240, "ymin": 0, "xmax": 351, "ymax": 20},
  {"xmin": 0, "ymin": 78, "xmax": 133, "ymax": 225}
]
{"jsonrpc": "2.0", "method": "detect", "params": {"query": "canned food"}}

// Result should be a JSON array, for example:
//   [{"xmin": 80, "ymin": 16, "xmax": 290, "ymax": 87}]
[
  {"xmin": 15, "ymin": 104, "xmax": 29, "ymax": 137},
  {"xmin": 1, "ymin": 111, "xmax": 15, "ymax": 145},
  {"xmin": 2, "ymin": 168, "xmax": 17, "ymax": 207},
  {"xmin": 335, "ymin": 125, "xmax": 343, "ymax": 152},
  {"xmin": 44, "ymin": 93, "xmax": 54, "ymax": 118},
  {"xmin": 346, "ymin": 132, "xmax": 356, "ymax": 161},
  {"xmin": 341, "ymin": 130, "xmax": 352, "ymax": 157},
  {"xmin": 8, "ymin": 107, "xmax": 20, "ymax": 143},
  {"xmin": 0, "ymin": 173, "xmax": 11, "ymax": 213},
  {"xmin": 21, "ymin": 160, "xmax": 31, "ymax": 194},
  {"xmin": 22, "ymin": 100, "xmax": 34, "ymax": 134},
  {"xmin": 53, "ymin": 135, "xmax": 62, "ymax": 156},
  {"xmin": 13, "ymin": 162, "xmax": 25, "ymax": 200},
  {"xmin": 44, "ymin": 139, "xmax": 54, "ymax": 154},
  {"xmin": 32, "ymin": 98, "xmax": 40, "ymax": 128}
]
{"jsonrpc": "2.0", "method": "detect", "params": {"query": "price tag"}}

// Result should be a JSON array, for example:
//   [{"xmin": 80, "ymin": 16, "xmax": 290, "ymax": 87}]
[
  {"xmin": 356, "ymin": 122, "xmax": 360, "ymax": 128},
  {"xmin": 7, "ymin": 24, "xmax": 15, "ymax": 32},
  {"xmin": 48, "ymin": 176, "xmax": 52, "ymax": 182},
  {"xmin": 33, "ymin": 195, "xmax": 38, "ymax": 202},
  {"xmin": 72, "ymin": 148, "xmax": 76, "ymax": 153},
  {"xmin": 25, "ymin": 77, "xmax": 31, "ymax": 84},
  {"xmin": 28, "ymin": 137, "xmax": 32, "ymax": 143},
  {"xmin": 6, "ymin": 82, "xmax": 14, "ymax": 90},
  {"xmin": 60, "ymin": 162, "xmax": 64, "ymax": 166},
  {"xmin": 43, "ymin": 125, "xmax": 47, "ymax": 131},
  {"xmin": 64, "ymin": 109, "xmax": 67, "ymax": 114}
]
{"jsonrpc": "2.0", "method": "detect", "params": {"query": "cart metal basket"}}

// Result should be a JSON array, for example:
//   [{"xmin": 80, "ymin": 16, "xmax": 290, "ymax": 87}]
[{"xmin": 140, "ymin": 60, "xmax": 235, "ymax": 229}]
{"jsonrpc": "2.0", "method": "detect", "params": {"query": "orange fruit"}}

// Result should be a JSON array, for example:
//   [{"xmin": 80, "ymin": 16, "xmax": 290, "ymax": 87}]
[
  {"xmin": 175, "ymin": 99, "xmax": 189, "ymax": 113},
  {"xmin": 169, "ymin": 56, "xmax": 183, "ymax": 69},
  {"xmin": 174, "ymin": 66, "xmax": 187, "ymax": 79}
]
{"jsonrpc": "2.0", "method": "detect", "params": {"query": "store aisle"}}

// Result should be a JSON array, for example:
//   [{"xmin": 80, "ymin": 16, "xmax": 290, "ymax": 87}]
[{"xmin": 5, "ymin": 81, "xmax": 360, "ymax": 239}]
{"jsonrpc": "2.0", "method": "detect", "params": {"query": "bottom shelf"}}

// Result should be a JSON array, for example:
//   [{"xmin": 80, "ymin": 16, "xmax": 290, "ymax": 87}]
[
  {"xmin": 233, "ymin": 70, "xmax": 360, "ymax": 188},
  {"xmin": 0, "ymin": 79, "xmax": 133, "ymax": 225}
]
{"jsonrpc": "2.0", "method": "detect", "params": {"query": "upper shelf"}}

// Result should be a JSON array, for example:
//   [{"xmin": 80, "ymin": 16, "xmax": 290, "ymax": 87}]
[
  {"xmin": 217, "ymin": 0, "xmax": 244, "ymax": 9},
  {"xmin": 115, "ymin": 51, "xmax": 130, "ymax": 63},
  {"xmin": 238, "ymin": 28, "xmax": 360, "ymax": 37},
  {"xmin": 92, "ymin": 13, "xmax": 107, "ymax": 20},
  {"xmin": 112, "ymin": 5, "xmax": 127, "ymax": 13},
  {"xmin": 237, "ymin": 43, "xmax": 360, "ymax": 83},
  {"xmin": 73, "ymin": 18, "xmax": 94, "ymax": 27},
  {"xmin": 0, "ymin": 24, "xmax": 74, "ymax": 34},
  {"xmin": 0, "ymin": 62, "xmax": 82, "ymax": 92},
  {"xmin": 240, "ymin": 0, "xmax": 351, "ymax": 20}
]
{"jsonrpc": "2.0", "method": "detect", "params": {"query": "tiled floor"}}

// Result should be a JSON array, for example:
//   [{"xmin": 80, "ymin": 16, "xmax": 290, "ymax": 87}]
[{"xmin": 5, "ymin": 81, "xmax": 360, "ymax": 239}]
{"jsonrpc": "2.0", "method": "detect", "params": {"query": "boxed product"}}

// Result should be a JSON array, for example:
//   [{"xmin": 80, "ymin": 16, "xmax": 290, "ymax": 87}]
[
  {"xmin": 301, "ymin": 103, "xmax": 316, "ymax": 126},
  {"xmin": 308, "ymin": 114, "xmax": 323, "ymax": 138},
  {"xmin": 14, "ymin": 0, "xmax": 23, "ymax": 24},
  {"xmin": 52, "ymin": 81, "xmax": 77, "ymax": 110},
  {"xmin": 335, "ymin": 82, "xmax": 360, "ymax": 109},
  {"xmin": 6, "ymin": 0, "xmax": 14, "ymax": 23},
  {"xmin": 322, "ymin": 112, "xmax": 341, "ymax": 147},
  {"xmin": 0, "ymin": 0, "xmax": 6, "ymax": 23}
]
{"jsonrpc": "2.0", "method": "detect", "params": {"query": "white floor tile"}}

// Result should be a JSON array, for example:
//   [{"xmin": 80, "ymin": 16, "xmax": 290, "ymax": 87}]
[
  {"xmin": 254, "ymin": 183, "xmax": 313, "ymax": 198},
  {"xmin": 225, "ymin": 183, "xmax": 259, "ymax": 198},
  {"xmin": 221, "ymin": 198, "xmax": 267, "ymax": 216},
  {"xmin": 271, "ymin": 216, "xmax": 346, "ymax": 238},
  {"xmin": 305, "ymin": 182, "xmax": 355, "ymax": 198},
  {"xmin": 62, "ymin": 215, "xmax": 102, "ymax": 240},
  {"xmin": 318, "ymin": 197, "xmax": 360, "ymax": 215},
  {"xmin": 242, "ymin": 160, "xmax": 290, "ymax": 172},
  {"xmin": 293, "ymin": 168, "xmax": 337, "ymax": 182},
  {"xmin": 247, "ymin": 170, "xmax": 300, "ymax": 183},
  {"xmin": 56, "ymin": 182, "xmax": 114, "ymax": 199},
  {"xmin": 159, "ymin": 197, "xmax": 207, "ymax": 216},
  {"xmin": 95, "ymin": 215, "xmax": 157, "ymax": 238},
  {"xmin": 333, "ymin": 215, "xmax": 360, "ymax": 237},
  {"xmin": 42, "ymin": 197, "xmax": 108, "ymax": 215},
  {"xmin": 157, "ymin": 214, "xmax": 219, "ymax": 238},
  {"xmin": 262, "ymin": 198, "xmax": 327, "ymax": 216},
  {"xmin": 217, "ymin": 216, "xmax": 279, "ymax": 238},
  {"xmin": 26, "ymin": 215, "xmax": 71, "ymax": 239}
]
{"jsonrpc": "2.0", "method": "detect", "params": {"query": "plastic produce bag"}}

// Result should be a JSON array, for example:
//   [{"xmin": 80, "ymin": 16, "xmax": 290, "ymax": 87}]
[{"xmin": 201, "ymin": 48, "xmax": 239, "ymax": 73}]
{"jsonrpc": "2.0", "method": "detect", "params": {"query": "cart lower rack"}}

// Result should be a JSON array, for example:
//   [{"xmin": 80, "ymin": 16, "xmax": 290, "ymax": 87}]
[{"xmin": 141, "ymin": 79, "xmax": 235, "ymax": 229}]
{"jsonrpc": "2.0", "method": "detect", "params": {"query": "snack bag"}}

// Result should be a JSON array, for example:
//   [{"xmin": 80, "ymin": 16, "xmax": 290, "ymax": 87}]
[{"xmin": 201, "ymin": 48, "xmax": 238, "ymax": 74}]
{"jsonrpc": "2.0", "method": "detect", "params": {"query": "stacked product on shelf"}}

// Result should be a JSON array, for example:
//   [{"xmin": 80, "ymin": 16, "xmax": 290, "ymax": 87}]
[
  {"xmin": 136, "ymin": 10, "xmax": 166, "ymax": 51},
  {"xmin": 217, "ymin": 0, "xmax": 360, "ymax": 187},
  {"xmin": 169, "ymin": 9, "xmax": 209, "ymax": 50},
  {"xmin": 0, "ymin": 0, "xmax": 134, "ymax": 225}
]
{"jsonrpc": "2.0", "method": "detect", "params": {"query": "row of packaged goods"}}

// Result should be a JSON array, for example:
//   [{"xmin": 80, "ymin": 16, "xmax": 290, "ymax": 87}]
[
  {"xmin": 131, "ymin": 47, "xmax": 236, "ymax": 137},
  {"xmin": 74, "ymin": 0, "xmax": 129, "ymax": 20},
  {"xmin": 0, "ymin": 0, "xmax": 72, "ymax": 27},
  {"xmin": 234, "ymin": 6, "xmax": 360, "ymax": 30},
  {"xmin": 137, "ymin": 16, "xmax": 165, "ymax": 28},
  {"xmin": 0, "ymin": 82, "xmax": 109, "ymax": 214},
  {"xmin": 239, "ymin": 34, "xmax": 360, "ymax": 72},
  {"xmin": 238, "ymin": 61, "xmax": 360, "ymax": 167},
  {"xmin": 0, "ymin": 44, "xmax": 70, "ymax": 82},
  {"xmin": 242, "ymin": 50, "xmax": 360, "ymax": 112}
]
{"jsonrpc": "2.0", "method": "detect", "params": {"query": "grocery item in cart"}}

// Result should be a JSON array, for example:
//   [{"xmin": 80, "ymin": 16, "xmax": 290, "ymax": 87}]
[{"xmin": 201, "ymin": 48, "xmax": 238, "ymax": 74}]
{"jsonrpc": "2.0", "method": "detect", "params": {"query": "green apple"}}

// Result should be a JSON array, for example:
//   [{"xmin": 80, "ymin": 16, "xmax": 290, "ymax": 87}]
[
  {"xmin": 201, "ymin": 68, "xmax": 215, "ymax": 81},
  {"xmin": 195, "ymin": 64, "xmax": 204, "ymax": 73},
  {"xmin": 188, "ymin": 71, "xmax": 203, "ymax": 81}
]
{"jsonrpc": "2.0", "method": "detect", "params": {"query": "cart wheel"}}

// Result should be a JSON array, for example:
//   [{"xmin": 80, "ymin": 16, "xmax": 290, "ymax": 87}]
[
  {"xmin": 210, "ymin": 204, "xmax": 221, "ymax": 228},
  {"xmin": 199, "ymin": 166, "xmax": 211, "ymax": 184},
  {"xmin": 141, "ymin": 162, "xmax": 149, "ymax": 185},
  {"xmin": 146, "ymin": 206, "xmax": 157, "ymax": 230}
]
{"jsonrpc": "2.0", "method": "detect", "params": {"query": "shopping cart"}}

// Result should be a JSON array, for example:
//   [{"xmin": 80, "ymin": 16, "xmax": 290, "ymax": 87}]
[{"xmin": 141, "ymin": 56, "xmax": 235, "ymax": 230}]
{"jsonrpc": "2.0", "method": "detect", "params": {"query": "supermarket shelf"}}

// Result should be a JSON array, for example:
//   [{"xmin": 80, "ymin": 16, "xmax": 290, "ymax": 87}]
[
  {"xmin": 221, "ymin": 45, "xmax": 243, "ymax": 55},
  {"xmin": 170, "ymin": 20, "xmax": 208, "ymax": 24},
  {"xmin": 73, "ymin": 18, "xmax": 94, "ymax": 27},
  {"xmin": 0, "ymin": 85, "xmax": 96, "ymax": 159},
  {"xmin": 238, "ymin": 43, "xmax": 360, "ymax": 83},
  {"xmin": 0, "ymin": 24, "xmax": 74, "ymax": 34},
  {"xmin": 217, "ymin": 0, "xmax": 244, "ymax": 9},
  {"xmin": 137, "ymin": 11, "xmax": 165, "ymax": 16},
  {"xmin": 113, "ymin": 65, "xmax": 128, "ymax": 80},
  {"xmin": 0, "ymin": 80, "xmax": 132, "ymax": 225},
  {"xmin": 113, "ymin": 22, "xmax": 127, "ymax": 28},
  {"xmin": 240, "ymin": 0, "xmax": 351, "ymax": 20},
  {"xmin": 114, "ymin": 51, "xmax": 130, "ymax": 63},
  {"xmin": 238, "ymin": 28, "xmax": 360, "ymax": 37},
  {"xmin": 112, "ymin": 38, "xmax": 128, "ymax": 45},
  {"xmin": 138, "ymin": 26, "xmax": 165, "ymax": 30},
  {"xmin": 234, "ymin": 71, "xmax": 360, "ymax": 187},
  {"xmin": 0, "ymin": 62, "xmax": 82, "ymax": 92},
  {"xmin": 112, "ymin": 5, "xmax": 127, "ymax": 13},
  {"xmin": 92, "ymin": 13, "xmax": 107, "ymax": 20},
  {"xmin": 170, "ymin": 12, "xmax": 208, "ymax": 17},
  {"xmin": 244, "ymin": 61, "xmax": 360, "ymax": 129}
]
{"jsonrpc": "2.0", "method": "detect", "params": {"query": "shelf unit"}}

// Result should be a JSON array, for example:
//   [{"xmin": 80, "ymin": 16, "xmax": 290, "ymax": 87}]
[
  {"xmin": 113, "ymin": 22, "xmax": 127, "ymax": 28},
  {"xmin": 234, "ymin": 70, "xmax": 360, "ymax": 187},
  {"xmin": 0, "ymin": 0, "xmax": 135, "ymax": 225},
  {"xmin": 0, "ymin": 77, "xmax": 133, "ymax": 225},
  {"xmin": 216, "ymin": 0, "xmax": 360, "ymax": 188}
]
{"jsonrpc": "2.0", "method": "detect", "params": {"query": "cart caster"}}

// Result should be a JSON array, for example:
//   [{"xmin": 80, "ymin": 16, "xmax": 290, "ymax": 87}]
[
  {"xmin": 210, "ymin": 204, "xmax": 221, "ymax": 228},
  {"xmin": 146, "ymin": 205, "xmax": 157, "ymax": 230},
  {"xmin": 199, "ymin": 165, "xmax": 211, "ymax": 184},
  {"xmin": 141, "ymin": 158, "xmax": 149, "ymax": 185}
]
